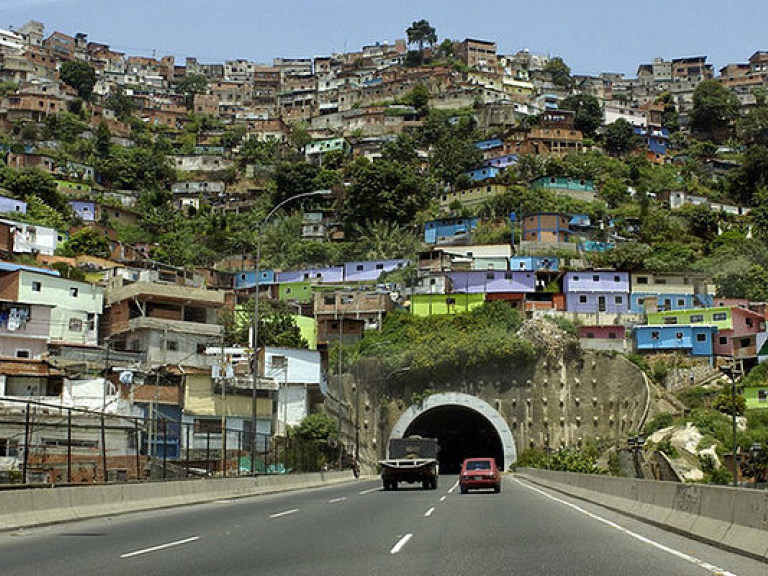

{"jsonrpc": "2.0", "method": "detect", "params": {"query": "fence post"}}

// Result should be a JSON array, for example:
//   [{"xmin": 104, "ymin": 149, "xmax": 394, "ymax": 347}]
[
  {"xmin": 22, "ymin": 402, "xmax": 30, "ymax": 484},
  {"xmin": 134, "ymin": 419, "xmax": 141, "ymax": 481},
  {"xmin": 205, "ymin": 430, "xmax": 211, "ymax": 476},
  {"xmin": 185, "ymin": 423, "xmax": 191, "ymax": 478},
  {"xmin": 67, "ymin": 408, "xmax": 72, "ymax": 483},
  {"xmin": 100, "ymin": 414, "xmax": 108, "ymax": 483},
  {"xmin": 162, "ymin": 419, "xmax": 167, "ymax": 480}
]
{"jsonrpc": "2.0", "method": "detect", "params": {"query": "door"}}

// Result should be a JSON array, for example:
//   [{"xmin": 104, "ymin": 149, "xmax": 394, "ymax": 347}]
[{"xmin": 598, "ymin": 296, "xmax": 606, "ymax": 312}]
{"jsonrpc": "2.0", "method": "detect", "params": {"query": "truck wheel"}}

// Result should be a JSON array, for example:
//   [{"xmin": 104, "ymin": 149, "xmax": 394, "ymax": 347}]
[
  {"xmin": 422, "ymin": 479, "xmax": 430, "ymax": 489},
  {"xmin": 430, "ymin": 478, "xmax": 438, "ymax": 490},
  {"xmin": 383, "ymin": 480, "xmax": 389, "ymax": 491},
  {"xmin": 460, "ymin": 485, "xmax": 468, "ymax": 494},
  {"xmin": 494, "ymin": 484, "xmax": 501, "ymax": 493}
]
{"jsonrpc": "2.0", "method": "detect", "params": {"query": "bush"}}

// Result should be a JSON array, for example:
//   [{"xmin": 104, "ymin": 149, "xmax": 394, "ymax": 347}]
[{"xmin": 643, "ymin": 412, "xmax": 676, "ymax": 435}]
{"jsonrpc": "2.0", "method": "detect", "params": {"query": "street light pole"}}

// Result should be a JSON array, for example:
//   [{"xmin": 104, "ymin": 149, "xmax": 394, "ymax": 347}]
[{"xmin": 250, "ymin": 189, "xmax": 332, "ymax": 475}]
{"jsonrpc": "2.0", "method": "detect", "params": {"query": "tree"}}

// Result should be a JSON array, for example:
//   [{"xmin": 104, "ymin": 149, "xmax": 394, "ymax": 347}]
[
  {"xmin": 60, "ymin": 59, "xmax": 97, "ymax": 100},
  {"xmin": 175, "ymin": 73, "xmax": 209, "ymax": 108},
  {"xmin": 543, "ymin": 57, "xmax": 572, "ymax": 88},
  {"xmin": 273, "ymin": 161, "xmax": 319, "ymax": 205},
  {"xmin": 58, "ymin": 228, "xmax": 111, "ymax": 258},
  {"xmin": 406, "ymin": 19, "xmax": 437, "ymax": 64},
  {"xmin": 689, "ymin": 79, "xmax": 739, "ymax": 142},
  {"xmin": 656, "ymin": 92, "xmax": 679, "ymax": 133},
  {"xmin": 3, "ymin": 168, "xmax": 65, "ymax": 211},
  {"xmin": 560, "ymin": 94, "xmax": 602, "ymax": 138},
  {"xmin": 291, "ymin": 413, "xmax": 338, "ymax": 441},
  {"xmin": 400, "ymin": 83, "xmax": 430, "ymax": 113},
  {"xmin": 430, "ymin": 136, "xmax": 484, "ymax": 184},
  {"xmin": 105, "ymin": 86, "xmax": 136, "ymax": 119},
  {"xmin": 603, "ymin": 119, "xmax": 639, "ymax": 156}
]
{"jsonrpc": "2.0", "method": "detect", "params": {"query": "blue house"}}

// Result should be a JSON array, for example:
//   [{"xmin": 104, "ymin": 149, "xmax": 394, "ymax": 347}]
[
  {"xmin": 569, "ymin": 214, "xmax": 591, "ymax": 229},
  {"xmin": 464, "ymin": 167, "xmax": 501, "ymax": 182},
  {"xmin": 424, "ymin": 218, "xmax": 478, "ymax": 245},
  {"xmin": 277, "ymin": 266, "xmax": 344, "ymax": 284},
  {"xmin": 233, "ymin": 270, "xmax": 276, "ymax": 290},
  {"xmin": 564, "ymin": 271, "xmax": 630, "ymax": 314},
  {"xmin": 581, "ymin": 240, "xmax": 615, "ymax": 253},
  {"xmin": 630, "ymin": 293, "xmax": 714, "ymax": 314},
  {"xmin": 483, "ymin": 154, "xmax": 517, "ymax": 170},
  {"xmin": 474, "ymin": 138, "xmax": 504, "ymax": 151},
  {"xmin": 633, "ymin": 325, "xmax": 717, "ymax": 356},
  {"xmin": 509, "ymin": 256, "xmax": 559, "ymax": 272},
  {"xmin": 344, "ymin": 259, "xmax": 409, "ymax": 282},
  {"xmin": 69, "ymin": 200, "xmax": 96, "ymax": 222},
  {"xmin": 0, "ymin": 196, "xmax": 27, "ymax": 215}
]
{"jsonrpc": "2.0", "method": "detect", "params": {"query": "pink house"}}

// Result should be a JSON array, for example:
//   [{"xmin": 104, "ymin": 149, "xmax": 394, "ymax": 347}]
[
  {"xmin": 578, "ymin": 325, "xmax": 626, "ymax": 352},
  {"xmin": 713, "ymin": 307, "xmax": 766, "ymax": 358}
]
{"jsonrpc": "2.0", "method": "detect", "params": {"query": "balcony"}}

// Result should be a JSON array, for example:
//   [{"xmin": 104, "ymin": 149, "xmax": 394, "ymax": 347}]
[
  {"xmin": 106, "ymin": 281, "xmax": 225, "ymax": 307},
  {"xmin": 112, "ymin": 316, "xmax": 222, "ymax": 337}
]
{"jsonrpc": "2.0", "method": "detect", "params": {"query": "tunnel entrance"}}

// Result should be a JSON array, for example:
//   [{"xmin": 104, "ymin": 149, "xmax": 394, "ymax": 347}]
[
  {"xmin": 389, "ymin": 392, "xmax": 516, "ymax": 474},
  {"xmin": 404, "ymin": 405, "xmax": 504, "ymax": 474}
]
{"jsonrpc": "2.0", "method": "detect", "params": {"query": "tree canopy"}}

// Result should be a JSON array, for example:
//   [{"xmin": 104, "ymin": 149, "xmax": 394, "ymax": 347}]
[{"xmin": 60, "ymin": 59, "xmax": 97, "ymax": 100}]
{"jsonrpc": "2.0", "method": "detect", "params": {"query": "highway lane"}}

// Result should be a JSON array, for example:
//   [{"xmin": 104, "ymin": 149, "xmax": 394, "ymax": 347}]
[{"xmin": 0, "ymin": 475, "xmax": 765, "ymax": 576}]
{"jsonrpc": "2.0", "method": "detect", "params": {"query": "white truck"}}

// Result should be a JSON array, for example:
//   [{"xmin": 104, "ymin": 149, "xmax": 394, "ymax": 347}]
[{"xmin": 379, "ymin": 436, "xmax": 439, "ymax": 490}]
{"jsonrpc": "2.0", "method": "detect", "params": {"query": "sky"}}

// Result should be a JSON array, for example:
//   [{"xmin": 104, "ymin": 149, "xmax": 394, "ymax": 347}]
[{"xmin": 1, "ymin": 0, "xmax": 767, "ymax": 77}]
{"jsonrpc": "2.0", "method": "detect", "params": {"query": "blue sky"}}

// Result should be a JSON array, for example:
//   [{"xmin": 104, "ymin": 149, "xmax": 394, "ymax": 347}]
[{"xmin": 1, "ymin": 0, "xmax": 766, "ymax": 76}]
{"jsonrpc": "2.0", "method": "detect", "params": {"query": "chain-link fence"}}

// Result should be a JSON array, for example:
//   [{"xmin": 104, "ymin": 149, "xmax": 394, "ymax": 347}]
[{"xmin": 0, "ymin": 398, "xmax": 353, "ymax": 486}]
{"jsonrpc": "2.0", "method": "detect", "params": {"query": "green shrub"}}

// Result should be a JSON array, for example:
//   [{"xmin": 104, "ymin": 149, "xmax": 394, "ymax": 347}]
[{"xmin": 643, "ymin": 412, "xmax": 676, "ymax": 435}]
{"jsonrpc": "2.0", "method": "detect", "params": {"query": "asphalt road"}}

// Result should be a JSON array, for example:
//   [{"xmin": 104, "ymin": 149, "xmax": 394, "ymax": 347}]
[{"xmin": 0, "ymin": 475, "xmax": 765, "ymax": 576}]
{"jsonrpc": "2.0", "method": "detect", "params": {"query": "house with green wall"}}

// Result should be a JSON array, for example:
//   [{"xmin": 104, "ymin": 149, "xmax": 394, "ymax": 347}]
[
  {"xmin": 745, "ymin": 385, "xmax": 768, "ymax": 410},
  {"xmin": 411, "ymin": 293, "xmax": 485, "ymax": 317},
  {"xmin": 646, "ymin": 307, "xmax": 733, "ymax": 330}
]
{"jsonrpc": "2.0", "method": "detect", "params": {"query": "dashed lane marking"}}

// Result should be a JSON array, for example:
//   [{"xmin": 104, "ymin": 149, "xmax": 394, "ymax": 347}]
[
  {"xmin": 359, "ymin": 487, "xmax": 380, "ymax": 495},
  {"xmin": 390, "ymin": 533, "xmax": 413, "ymax": 554},
  {"xmin": 425, "ymin": 507, "xmax": 435, "ymax": 517},
  {"xmin": 120, "ymin": 536, "xmax": 200, "ymax": 559},
  {"xmin": 269, "ymin": 509, "xmax": 299, "ymax": 519},
  {"xmin": 329, "ymin": 497, "xmax": 347, "ymax": 503}
]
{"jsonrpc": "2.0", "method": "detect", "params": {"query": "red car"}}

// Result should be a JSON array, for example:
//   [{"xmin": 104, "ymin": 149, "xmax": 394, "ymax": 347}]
[{"xmin": 459, "ymin": 457, "xmax": 501, "ymax": 494}]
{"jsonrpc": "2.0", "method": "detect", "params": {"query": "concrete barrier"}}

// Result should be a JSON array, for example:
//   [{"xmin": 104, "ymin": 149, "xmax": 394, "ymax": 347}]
[
  {"xmin": 0, "ymin": 471, "xmax": 356, "ymax": 532},
  {"xmin": 518, "ymin": 468, "xmax": 768, "ymax": 561}
]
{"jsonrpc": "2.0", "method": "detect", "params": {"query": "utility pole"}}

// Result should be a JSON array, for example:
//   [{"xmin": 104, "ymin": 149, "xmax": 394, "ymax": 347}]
[{"xmin": 220, "ymin": 335, "xmax": 227, "ymax": 476}]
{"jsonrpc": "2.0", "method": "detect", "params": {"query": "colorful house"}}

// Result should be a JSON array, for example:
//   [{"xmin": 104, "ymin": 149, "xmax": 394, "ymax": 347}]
[
  {"xmin": 563, "ymin": 271, "xmax": 630, "ymax": 314},
  {"xmin": 424, "ymin": 218, "xmax": 478, "ymax": 245},
  {"xmin": 633, "ymin": 325, "xmax": 718, "ymax": 356},
  {"xmin": 578, "ymin": 325, "xmax": 626, "ymax": 352},
  {"xmin": 276, "ymin": 266, "xmax": 344, "ymax": 284},
  {"xmin": 233, "ymin": 270, "xmax": 276, "ymax": 290},
  {"xmin": 521, "ymin": 213, "xmax": 571, "ymax": 243},
  {"xmin": 464, "ymin": 167, "xmax": 501, "ymax": 182},
  {"xmin": 411, "ymin": 293, "xmax": 485, "ymax": 317},
  {"xmin": 509, "ymin": 256, "xmax": 559, "ymax": 272},
  {"xmin": 483, "ymin": 154, "xmax": 517, "ymax": 169},
  {"xmin": 744, "ymin": 384, "xmax": 768, "ymax": 410},
  {"xmin": 630, "ymin": 293, "xmax": 713, "ymax": 314},
  {"xmin": 0, "ymin": 196, "xmax": 27, "ymax": 215},
  {"xmin": 447, "ymin": 270, "xmax": 536, "ymax": 294},
  {"xmin": 343, "ymin": 259, "xmax": 409, "ymax": 282},
  {"xmin": 531, "ymin": 176, "xmax": 597, "ymax": 202}
]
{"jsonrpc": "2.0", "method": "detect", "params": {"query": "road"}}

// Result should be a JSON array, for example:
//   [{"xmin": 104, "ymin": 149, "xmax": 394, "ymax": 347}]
[{"xmin": 0, "ymin": 474, "xmax": 765, "ymax": 576}]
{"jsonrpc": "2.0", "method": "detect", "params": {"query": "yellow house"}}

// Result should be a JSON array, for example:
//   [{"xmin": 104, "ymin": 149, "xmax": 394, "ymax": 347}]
[{"xmin": 439, "ymin": 184, "xmax": 508, "ymax": 209}]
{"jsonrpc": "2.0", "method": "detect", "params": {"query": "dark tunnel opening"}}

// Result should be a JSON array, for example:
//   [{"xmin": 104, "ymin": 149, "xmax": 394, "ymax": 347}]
[{"xmin": 403, "ymin": 405, "xmax": 504, "ymax": 474}]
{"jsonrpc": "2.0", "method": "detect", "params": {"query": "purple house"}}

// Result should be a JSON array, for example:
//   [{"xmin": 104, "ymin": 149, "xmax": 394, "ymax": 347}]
[
  {"xmin": 0, "ymin": 196, "xmax": 27, "ymax": 215},
  {"xmin": 447, "ymin": 270, "xmax": 536, "ymax": 294},
  {"xmin": 564, "ymin": 271, "xmax": 630, "ymax": 313},
  {"xmin": 69, "ymin": 200, "xmax": 96, "ymax": 222},
  {"xmin": 344, "ymin": 259, "xmax": 409, "ymax": 282},
  {"xmin": 276, "ymin": 266, "xmax": 344, "ymax": 284}
]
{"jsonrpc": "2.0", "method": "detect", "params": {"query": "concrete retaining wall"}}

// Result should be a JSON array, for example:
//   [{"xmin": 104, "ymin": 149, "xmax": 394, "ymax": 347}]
[
  {"xmin": 0, "ymin": 471, "xmax": 355, "ymax": 532},
  {"xmin": 518, "ymin": 468, "xmax": 768, "ymax": 561}
]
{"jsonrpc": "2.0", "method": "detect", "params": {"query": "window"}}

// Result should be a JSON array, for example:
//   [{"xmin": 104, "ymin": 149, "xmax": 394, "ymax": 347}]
[
  {"xmin": 356, "ymin": 264, "xmax": 364, "ymax": 272},
  {"xmin": 677, "ymin": 299, "xmax": 685, "ymax": 307},
  {"xmin": 70, "ymin": 287, "xmax": 78, "ymax": 298},
  {"xmin": 0, "ymin": 439, "xmax": 18, "ymax": 457},
  {"xmin": 615, "ymin": 296, "xmax": 623, "ymax": 305},
  {"xmin": 324, "ymin": 295, "xmax": 335, "ymax": 305},
  {"xmin": 690, "ymin": 314, "xmax": 704, "ymax": 323},
  {"xmin": 719, "ymin": 337, "xmax": 728, "ymax": 345},
  {"xmin": 31, "ymin": 281, "xmax": 41, "ymax": 292},
  {"xmin": 663, "ymin": 317, "xmax": 678, "ymax": 324},
  {"xmin": 675, "ymin": 332, "xmax": 684, "ymax": 339},
  {"xmin": 713, "ymin": 312, "xmax": 728, "ymax": 321},
  {"xmin": 636, "ymin": 277, "xmax": 648, "ymax": 285},
  {"xmin": 614, "ymin": 275, "xmax": 621, "ymax": 282},
  {"xmin": 505, "ymin": 271, "xmax": 513, "ymax": 280},
  {"xmin": 375, "ymin": 264, "xmax": 384, "ymax": 270},
  {"xmin": 194, "ymin": 419, "xmax": 222, "ymax": 434},
  {"xmin": 271, "ymin": 355, "xmax": 287, "ymax": 369},
  {"xmin": 486, "ymin": 272, "xmax": 494, "ymax": 280},
  {"xmin": 759, "ymin": 389, "xmax": 767, "ymax": 403},
  {"xmin": 579, "ymin": 295, "xmax": 588, "ymax": 304},
  {"xmin": 746, "ymin": 318, "xmax": 754, "ymax": 328},
  {"xmin": 593, "ymin": 275, "xmax": 600, "ymax": 282},
  {"xmin": 696, "ymin": 334, "xmax": 707, "ymax": 342},
  {"xmin": 15, "ymin": 349, "xmax": 30, "ymax": 358},
  {"xmin": 651, "ymin": 331, "xmax": 660, "ymax": 340},
  {"xmin": 586, "ymin": 332, "xmax": 595, "ymax": 339},
  {"xmin": 608, "ymin": 332, "xmax": 617, "ymax": 339},
  {"xmin": 68, "ymin": 318, "xmax": 82, "ymax": 331},
  {"xmin": 740, "ymin": 338, "xmax": 751, "ymax": 348},
  {"xmin": 572, "ymin": 275, "xmax": 579, "ymax": 282},
  {"xmin": 166, "ymin": 341, "xmax": 178, "ymax": 351}
]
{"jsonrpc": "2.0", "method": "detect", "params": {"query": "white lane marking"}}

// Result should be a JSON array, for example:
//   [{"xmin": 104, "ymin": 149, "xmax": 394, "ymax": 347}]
[
  {"xmin": 447, "ymin": 480, "xmax": 459, "ymax": 493},
  {"xmin": 425, "ymin": 507, "xmax": 435, "ymax": 517},
  {"xmin": 269, "ymin": 509, "xmax": 299, "ymax": 518},
  {"xmin": 359, "ymin": 487, "xmax": 380, "ymax": 495},
  {"xmin": 390, "ymin": 533, "xmax": 413, "ymax": 554},
  {"xmin": 329, "ymin": 497, "xmax": 347, "ymax": 503},
  {"xmin": 120, "ymin": 536, "xmax": 200, "ymax": 559},
  {"xmin": 515, "ymin": 479, "xmax": 739, "ymax": 576},
  {"xmin": 439, "ymin": 495, "xmax": 447, "ymax": 502}
]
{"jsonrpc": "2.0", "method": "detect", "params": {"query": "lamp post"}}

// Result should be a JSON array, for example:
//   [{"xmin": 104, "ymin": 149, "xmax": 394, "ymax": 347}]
[{"xmin": 250, "ymin": 189, "xmax": 332, "ymax": 475}]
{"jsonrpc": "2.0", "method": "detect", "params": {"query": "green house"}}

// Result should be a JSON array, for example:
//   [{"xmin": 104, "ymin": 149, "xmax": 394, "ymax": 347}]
[
  {"xmin": 278, "ymin": 282, "xmax": 314, "ymax": 304},
  {"xmin": 646, "ymin": 307, "xmax": 733, "ymax": 330},
  {"xmin": 411, "ymin": 293, "xmax": 485, "ymax": 317},
  {"xmin": 745, "ymin": 386, "xmax": 768, "ymax": 410}
]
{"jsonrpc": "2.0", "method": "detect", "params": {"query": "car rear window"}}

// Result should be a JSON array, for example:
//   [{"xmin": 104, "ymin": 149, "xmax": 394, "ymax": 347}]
[{"xmin": 465, "ymin": 460, "xmax": 491, "ymax": 470}]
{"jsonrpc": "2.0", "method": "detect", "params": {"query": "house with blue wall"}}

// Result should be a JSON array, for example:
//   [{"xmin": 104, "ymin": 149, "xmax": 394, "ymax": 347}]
[
  {"xmin": 630, "ymin": 293, "xmax": 713, "ymax": 314},
  {"xmin": 69, "ymin": 200, "xmax": 96, "ymax": 222},
  {"xmin": 564, "ymin": 270, "xmax": 630, "ymax": 314},
  {"xmin": 580, "ymin": 240, "xmax": 615, "ymax": 253},
  {"xmin": 509, "ymin": 256, "xmax": 559, "ymax": 272},
  {"xmin": 483, "ymin": 154, "xmax": 517, "ymax": 169},
  {"xmin": 474, "ymin": 138, "xmax": 503, "ymax": 152},
  {"xmin": 424, "ymin": 218, "xmax": 478, "ymax": 245},
  {"xmin": 633, "ymin": 325, "xmax": 717, "ymax": 356},
  {"xmin": 233, "ymin": 270, "xmax": 276, "ymax": 290},
  {"xmin": 447, "ymin": 270, "xmax": 536, "ymax": 294},
  {"xmin": 531, "ymin": 176, "xmax": 597, "ymax": 202},
  {"xmin": 343, "ymin": 259, "xmax": 409, "ymax": 282},
  {"xmin": 277, "ymin": 266, "xmax": 344, "ymax": 284},
  {"xmin": 464, "ymin": 167, "xmax": 501, "ymax": 182},
  {"xmin": 0, "ymin": 196, "xmax": 26, "ymax": 215}
]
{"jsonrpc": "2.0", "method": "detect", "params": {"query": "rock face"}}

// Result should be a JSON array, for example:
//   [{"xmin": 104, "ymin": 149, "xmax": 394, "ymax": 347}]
[{"xmin": 349, "ymin": 319, "xmax": 651, "ymax": 464}]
